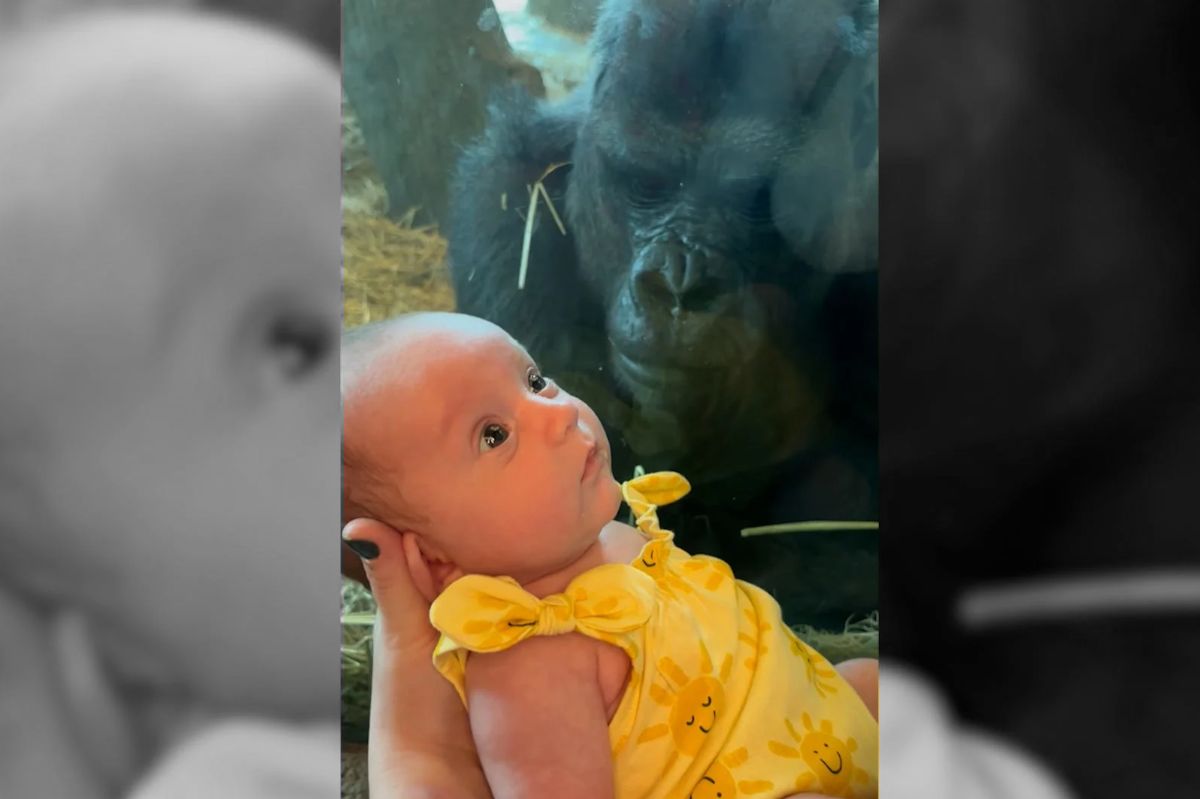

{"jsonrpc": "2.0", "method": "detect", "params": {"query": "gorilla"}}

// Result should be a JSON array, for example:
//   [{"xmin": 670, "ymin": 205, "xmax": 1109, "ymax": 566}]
[{"xmin": 448, "ymin": 0, "xmax": 878, "ymax": 624}]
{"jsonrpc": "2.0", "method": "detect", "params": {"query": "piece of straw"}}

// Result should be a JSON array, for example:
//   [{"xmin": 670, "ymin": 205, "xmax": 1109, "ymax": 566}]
[
  {"xmin": 740, "ymin": 520, "xmax": 880, "ymax": 537},
  {"xmin": 518, "ymin": 183, "xmax": 539, "ymax": 290},
  {"xmin": 516, "ymin": 162, "xmax": 570, "ymax": 290}
]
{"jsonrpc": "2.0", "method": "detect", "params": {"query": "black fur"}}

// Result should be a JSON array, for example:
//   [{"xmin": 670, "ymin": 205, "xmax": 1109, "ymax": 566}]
[{"xmin": 447, "ymin": 0, "xmax": 879, "ymax": 624}]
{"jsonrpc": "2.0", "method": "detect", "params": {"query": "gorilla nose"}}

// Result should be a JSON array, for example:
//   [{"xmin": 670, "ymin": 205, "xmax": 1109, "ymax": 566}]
[{"xmin": 632, "ymin": 242, "xmax": 725, "ymax": 312}]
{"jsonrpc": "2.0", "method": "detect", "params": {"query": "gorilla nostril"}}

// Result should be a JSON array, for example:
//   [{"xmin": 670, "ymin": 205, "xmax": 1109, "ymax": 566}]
[
  {"xmin": 633, "ymin": 265, "xmax": 729, "ymax": 314},
  {"xmin": 631, "ymin": 242, "xmax": 734, "ymax": 314},
  {"xmin": 683, "ymin": 281, "xmax": 723, "ymax": 310},
  {"xmin": 634, "ymin": 267, "xmax": 679, "ymax": 306}
]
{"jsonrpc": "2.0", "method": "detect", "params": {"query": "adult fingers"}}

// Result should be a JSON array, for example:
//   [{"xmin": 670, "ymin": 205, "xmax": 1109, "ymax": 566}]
[
  {"xmin": 128, "ymin": 719, "xmax": 339, "ymax": 799},
  {"xmin": 880, "ymin": 663, "xmax": 1075, "ymax": 799},
  {"xmin": 835, "ymin": 657, "xmax": 879, "ymax": 719},
  {"xmin": 0, "ymin": 589, "xmax": 105, "ymax": 799},
  {"xmin": 342, "ymin": 518, "xmax": 437, "ymax": 651},
  {"xmin": 342, "ymin": 518, "xmax": 417, "ymax": 601}
]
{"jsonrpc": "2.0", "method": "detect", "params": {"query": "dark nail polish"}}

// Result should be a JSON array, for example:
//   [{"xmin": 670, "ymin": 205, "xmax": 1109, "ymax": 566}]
[{"xmin": 346, "ymin": 539, "xmax": 379, "ymax": 560}]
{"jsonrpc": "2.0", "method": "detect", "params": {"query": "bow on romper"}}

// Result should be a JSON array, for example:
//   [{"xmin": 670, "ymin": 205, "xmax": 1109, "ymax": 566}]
[{"xmin": 430, "ymin": 472, "xmax": 879, "ymax": 799}]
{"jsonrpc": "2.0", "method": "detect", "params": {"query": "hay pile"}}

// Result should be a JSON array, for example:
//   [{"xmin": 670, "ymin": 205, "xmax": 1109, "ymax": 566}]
[
  {"xmin": 342, "ymin": 209, "xmax": 455, "ymax": 327},
  {"xmin": 341, "ymin": 579, "xmax": 375, "ymax": 745},
  {"xmin": 342, "ymin": 101, "xmax": 455, "ymax": 329}
]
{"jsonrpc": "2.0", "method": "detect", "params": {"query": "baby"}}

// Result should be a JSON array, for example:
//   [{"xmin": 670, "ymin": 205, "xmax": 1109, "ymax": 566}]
[
  {"xmin": 0, "ymin": 10, "xmax": 340, "ymax": 797},
  {"xmin": 342, "ymin": 311, "xmax": 879, "ymax": 799}
]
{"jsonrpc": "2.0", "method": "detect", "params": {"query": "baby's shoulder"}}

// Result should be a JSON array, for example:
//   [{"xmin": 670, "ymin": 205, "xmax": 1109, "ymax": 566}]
[{"xmin": 597, "ymin": 520, "xmax": 647, "ymax": 565}]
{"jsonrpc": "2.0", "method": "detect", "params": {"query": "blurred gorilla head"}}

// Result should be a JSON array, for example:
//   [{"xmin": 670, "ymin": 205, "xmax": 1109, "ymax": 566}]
[{"xmin": 566, "ymin": 0, "xmax": 877, "ymax": 479}]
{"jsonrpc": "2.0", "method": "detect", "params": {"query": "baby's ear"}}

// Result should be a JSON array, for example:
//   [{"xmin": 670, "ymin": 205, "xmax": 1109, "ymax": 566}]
[{"xmin": 401, "ymin": 534, "xmax": 463, "ymax": 602}]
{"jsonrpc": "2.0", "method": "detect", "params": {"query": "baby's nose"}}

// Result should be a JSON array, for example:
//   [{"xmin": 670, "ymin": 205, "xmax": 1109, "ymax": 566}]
[{"xmin": 542, "ymin": 397, "xmax": 580, "ymax": 442}]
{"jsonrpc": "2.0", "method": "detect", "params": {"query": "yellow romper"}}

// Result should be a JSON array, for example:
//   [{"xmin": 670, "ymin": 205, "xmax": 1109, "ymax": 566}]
[{"xmin": 429, "ymin": 472, "xmax": 879, "ymax": 799}]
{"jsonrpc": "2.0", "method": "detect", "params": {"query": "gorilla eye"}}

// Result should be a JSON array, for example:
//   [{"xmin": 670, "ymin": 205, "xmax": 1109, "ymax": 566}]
[
  {"xmin": 527, "ymin": 368, "xmax": 548, "ymax": 393},
  {"xmin": 626, "ymin": 171, "xmax": 676, "ymax": 207},
  {"xmin": 730, "ymin": 178, "xmax": 773, "ymax": 225},
  {"xmin": 263, "ymin": 310, "xmax": 332, "ymax": 381},
  {"xmin": 600, "ymin": 151, "xmax": 677, "ymax": 208},
  {"xmin": 480, "ymin": 423, "xmax": 510, "ymax": 451},
  {"xmin": 748, "ymin": 184, "xmax": 773, "ymax": 223}
]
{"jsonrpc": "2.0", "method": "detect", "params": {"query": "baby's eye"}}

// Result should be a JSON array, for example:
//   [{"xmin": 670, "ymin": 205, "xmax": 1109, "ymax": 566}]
[
  {"xmin": 265, "ymin": 311, "xmax": 332, "ymax": 381},
  {"xmin": 527, "ymin": 368, "xmax": 548, "ymax": 393},
  {"xmin": 480, "ymin": 423, "xmax": 510, "ymax": 451}
]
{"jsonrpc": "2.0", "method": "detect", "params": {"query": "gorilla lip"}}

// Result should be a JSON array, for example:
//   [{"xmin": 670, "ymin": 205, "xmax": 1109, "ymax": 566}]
[{"xmin": 612, "ymin": 350, "xmax": 704, "ymax": 390}]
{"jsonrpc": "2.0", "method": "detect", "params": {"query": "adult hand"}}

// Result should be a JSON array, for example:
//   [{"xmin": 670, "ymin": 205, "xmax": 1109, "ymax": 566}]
[
  {"xmin": 343, "ymin": 518, "xmax": 492, "ymax": 799},
  {"xmin": 880, "ymin": 663, "xmax": 1075, "ymax": 799},
  {"xmin": 0, "ymin": 588, "xmax": 106, "ymax": 799}
]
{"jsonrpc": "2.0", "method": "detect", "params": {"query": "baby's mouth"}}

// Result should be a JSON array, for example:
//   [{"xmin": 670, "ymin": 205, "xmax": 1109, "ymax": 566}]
[{"xmin": 581, "ymin": 442, "xmax": 604, "ymax": 481}]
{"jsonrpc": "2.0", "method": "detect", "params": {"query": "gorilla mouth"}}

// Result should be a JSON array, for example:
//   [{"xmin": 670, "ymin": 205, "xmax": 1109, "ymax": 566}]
[{"xmin": 612, "ymin": 349, "xmax": 714, "ymax": 391}]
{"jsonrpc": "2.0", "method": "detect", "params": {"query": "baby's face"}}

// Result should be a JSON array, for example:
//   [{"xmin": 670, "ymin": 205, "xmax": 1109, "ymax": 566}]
[
  {"xmin": 346, "ymin": 315, "xmax": 623, "ymax": 585},
  {"xmin": 0, "ymin": 13, "xmax": 341, "ymax": 719}
]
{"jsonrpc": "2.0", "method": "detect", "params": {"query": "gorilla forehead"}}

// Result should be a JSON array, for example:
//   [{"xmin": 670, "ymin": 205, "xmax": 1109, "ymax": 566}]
[
  {"xmin": 586, "ymin": 108, "xmax": 793, "ymax": 179},
  {"xmin": 592, "ymin": 0, "xmax": 871, "ymax": 116}
]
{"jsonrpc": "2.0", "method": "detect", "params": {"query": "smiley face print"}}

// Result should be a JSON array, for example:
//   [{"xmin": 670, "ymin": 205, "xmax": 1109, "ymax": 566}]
[
  {"xmin": 689, "ymin": 748, "xmax": 775, "ymax": 799},
  {"xmin": 670, "ymin": 675, "xmax": 723, "ymax": 753},
  {"xmin": 784, "ymin": 627, "xmax": 840, "ymax": 697},
  {"xmin": 768, "ymin": 713, "xmax": 872, "ymax": 797},
  {"xmin": 636, "ymin": 644, "xmax": 735, "ymax": 772}
]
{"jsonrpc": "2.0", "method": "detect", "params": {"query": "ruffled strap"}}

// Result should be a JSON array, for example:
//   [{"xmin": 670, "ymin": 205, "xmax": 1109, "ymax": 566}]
[
  {"xmin": 621, "ymin": 471, "xmax": 691, "ymax": 540},
  {"xmin": 430, "ymin": 564, "xmax": 658, "ymax": 705}
]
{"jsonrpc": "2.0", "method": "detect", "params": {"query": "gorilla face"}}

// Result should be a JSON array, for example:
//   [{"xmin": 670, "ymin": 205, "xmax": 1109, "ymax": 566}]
[{"xmin": 564, "ymin": 0, "xmax": 877, "ymax": 480}]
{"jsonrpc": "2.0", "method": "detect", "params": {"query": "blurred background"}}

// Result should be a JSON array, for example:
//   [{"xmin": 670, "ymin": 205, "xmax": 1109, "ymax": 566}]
[
  {"xmin": 881, "ymin": 1, "xmax": 1200, "ymax": 796},
  {"xmin": 1, "ymin": 1, "xmax": 341, "ymax": 797}
]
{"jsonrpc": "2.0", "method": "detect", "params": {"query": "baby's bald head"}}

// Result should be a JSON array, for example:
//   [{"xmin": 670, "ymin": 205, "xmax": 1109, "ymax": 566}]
[
  {"xmin": 0, "ymin": 10, "xmax": 340, "ymax": 439},
  {"xmin": 341, "ymin": 312, "xmax": 512, "ymax": 528},
  {"xmin": 0, "ymin": 10, "xmax": 341, "ymax": 718}
]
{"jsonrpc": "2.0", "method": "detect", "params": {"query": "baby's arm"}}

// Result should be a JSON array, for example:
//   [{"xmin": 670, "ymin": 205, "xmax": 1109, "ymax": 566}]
[{"xmin": 466, "ymin": 633, "xmax": 616, "ymax": 799}]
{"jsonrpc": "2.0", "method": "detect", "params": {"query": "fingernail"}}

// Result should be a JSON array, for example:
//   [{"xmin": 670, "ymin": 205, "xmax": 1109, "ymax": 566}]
[{"xmin": 345, "ymin": 539, "xmax": 379, "ymax": 560}]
